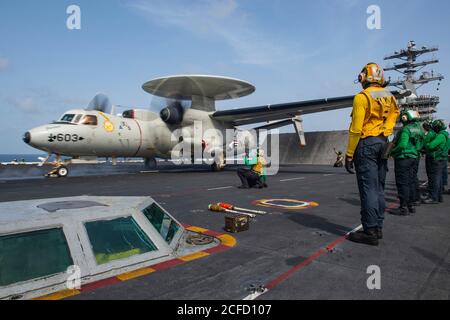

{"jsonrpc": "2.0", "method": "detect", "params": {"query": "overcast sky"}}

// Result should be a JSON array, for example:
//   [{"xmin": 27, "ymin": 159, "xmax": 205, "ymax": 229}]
[{"xmin": 0, "ymin": 0, "xmax": 449, "ymax": 153}]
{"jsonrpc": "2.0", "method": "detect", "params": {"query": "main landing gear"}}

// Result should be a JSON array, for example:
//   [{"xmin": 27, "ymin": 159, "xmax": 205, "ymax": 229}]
[{"xmin": 46, "ymin": 165, "xmax": 69, "ymax": 178}]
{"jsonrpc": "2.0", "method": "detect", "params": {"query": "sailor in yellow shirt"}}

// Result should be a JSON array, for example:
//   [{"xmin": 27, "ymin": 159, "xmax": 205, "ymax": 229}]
[
  {"xmin": 237, "ymin": 149, "xmax": 267, "ymax": 189},
  {"xmin": 346, "ymin": 62, "xmax": 400, "ymax": 246}
]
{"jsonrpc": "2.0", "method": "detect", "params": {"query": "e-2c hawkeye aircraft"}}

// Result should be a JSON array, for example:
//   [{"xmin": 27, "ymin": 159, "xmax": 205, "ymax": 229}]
[{"xmin": 23, "ymin": 75, "xmax": 357, "ymax": 177}]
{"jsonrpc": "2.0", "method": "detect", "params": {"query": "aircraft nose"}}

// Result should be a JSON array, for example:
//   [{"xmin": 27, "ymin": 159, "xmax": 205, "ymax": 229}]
[{"xmin": 23, "ymin": 131, "xmax": 31, "ymax": 144}]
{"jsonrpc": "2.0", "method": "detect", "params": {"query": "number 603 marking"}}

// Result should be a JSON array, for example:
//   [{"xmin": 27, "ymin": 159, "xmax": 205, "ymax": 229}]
[{"xmin": 57, "ymin": 133, "xmax": 79, "ymax": 142}]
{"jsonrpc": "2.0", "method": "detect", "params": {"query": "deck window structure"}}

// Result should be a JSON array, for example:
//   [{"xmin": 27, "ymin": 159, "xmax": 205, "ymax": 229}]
[
  {"xmin": 0, "ymin": 228, "xmax": 73, "ymax": 287},
  {"xmin": 142, "ymin": 203, "xmax": 180, "ymax": 244},
  {"xmin": 85, "ymin": 217, "xmax": 157, "ymax": 265}
]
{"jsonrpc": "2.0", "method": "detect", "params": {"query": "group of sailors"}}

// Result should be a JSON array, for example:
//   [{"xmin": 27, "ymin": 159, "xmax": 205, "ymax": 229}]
[
  {"xmin": 234, "ymin": 62, "xmax": 449, "ymax": 249},
  {"xmin": 343, "ymin": 62, "xmax": 449, "ymax": 246},
  {"xmin": 390, "ymin": 114, "xmax": 449, "ymax": 215}
]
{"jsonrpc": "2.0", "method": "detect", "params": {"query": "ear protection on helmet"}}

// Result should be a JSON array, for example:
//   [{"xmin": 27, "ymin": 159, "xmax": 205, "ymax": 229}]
[
  {"xmin": 400, "ymin": 109, "xmax": 420, "ymax": 122},
  {"xmin": 358, "ymin": 62, "xmax": 385, "ymax": 86},
  {"xmin": 432, "ymin": 119, "xmax": 446, "ymax": 132}
]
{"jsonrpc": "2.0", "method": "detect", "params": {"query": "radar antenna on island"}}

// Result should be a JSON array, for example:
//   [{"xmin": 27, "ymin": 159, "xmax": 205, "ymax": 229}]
[{"xmin": 384, "ymin": 40, "xmax": 444, "ymax": 120}]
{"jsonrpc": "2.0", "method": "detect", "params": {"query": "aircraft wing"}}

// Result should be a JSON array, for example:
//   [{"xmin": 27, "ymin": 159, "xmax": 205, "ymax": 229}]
[{"xmin": 211, "ymin": 95, "xmax": 355, "ymax": 126}]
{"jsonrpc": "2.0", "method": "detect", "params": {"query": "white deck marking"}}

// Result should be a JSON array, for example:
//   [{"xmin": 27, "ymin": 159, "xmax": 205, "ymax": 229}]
[
  {"xmin": 279, "ymin": 177, "xmax": 305, "ymax": 182},
  {"xmin": 346, "ymin": 224, "xmax": 363, "ymax": 235},
  {"xmin": 242, "ymin": 288, "xmax": 269, "ymax": 301},
  {"xmin": 207, "ymin": 186, "xmax": 234, "ymax": 191},
  {"xmin": 139, "ymin": 170, "xmax": 159, "ymax": 173},
  {"xmin": 323, "ymin": 174, "xmax": 335, "ymax": 176}
]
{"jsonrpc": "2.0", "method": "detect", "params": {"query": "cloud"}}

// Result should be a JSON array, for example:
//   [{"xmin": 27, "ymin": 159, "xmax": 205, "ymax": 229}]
[
  {"xmin": 6, "ymin": 97, "xmax": 38, "ymax": 112},
  {"xmin": 128, "ymin": 0, "xmax": 293, "ymax": 66},
  {"xmin": 0, "ymin": 57, "xmax": 10, "ymax": 71},
  {"xmin": 5, "ymin": 88, "xmax": 87, "ymax": 114}
]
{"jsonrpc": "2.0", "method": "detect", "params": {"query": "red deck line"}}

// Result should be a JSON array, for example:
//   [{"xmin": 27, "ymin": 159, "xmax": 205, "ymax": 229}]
[
  {"xmin": 203, "ymin": 244, "xmax": 230, "ymax": 254},
  {"xmin": 265, "ymin": 200, "xmax": 399, "ymax": 291},
  {"xmin": 80, "ymin": 277, "xmax": 121, "ymax": 293},
  {"xmin": 151, "ymin": 258, "xmax": 185, "ymax": 271}
]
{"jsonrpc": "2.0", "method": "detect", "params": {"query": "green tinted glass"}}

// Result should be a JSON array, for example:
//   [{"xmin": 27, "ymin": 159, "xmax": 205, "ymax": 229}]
[
  {"xmin": 142, "ymin": 203, "xmax": 180, "ymax": 244},
  {"xmin": 0, "ymin": 228, "xmax": 73, "ymax": 287},
  {"xmin": 85, "ymin": 217, "xmax": 157, "ymax": 265}
]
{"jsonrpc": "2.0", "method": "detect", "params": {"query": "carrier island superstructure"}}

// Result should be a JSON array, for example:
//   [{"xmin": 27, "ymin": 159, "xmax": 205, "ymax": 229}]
[{"xmin": 384, "ymin": 40, "xmax": 444, "ymax": 120}]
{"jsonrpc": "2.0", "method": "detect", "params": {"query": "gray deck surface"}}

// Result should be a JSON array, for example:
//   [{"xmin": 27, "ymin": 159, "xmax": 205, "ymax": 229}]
[{"xmin": 0, "ymin": 164, "xmax": 449, "ymax": 300}]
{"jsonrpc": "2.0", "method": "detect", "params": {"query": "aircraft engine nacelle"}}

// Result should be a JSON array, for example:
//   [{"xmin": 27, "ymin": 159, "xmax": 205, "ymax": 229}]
[{"xmin": 160, "ymin": 102, "xmax": 184, "ymax": 125}]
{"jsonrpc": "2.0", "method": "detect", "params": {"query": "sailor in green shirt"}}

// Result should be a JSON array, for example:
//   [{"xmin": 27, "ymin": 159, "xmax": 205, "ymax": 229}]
[
  {"xmin": 422, "ymin": 120, "xmax": 436, "ymax": 186},
  {"xmin": 390, "ymin": 110, "xmax": 423, "ymax": 215},
  {"xmin": 410, "ymin": 116, "xmax": 426, "ymax": 206},
  {"xmin": 237, "ymin": 149, "xmax": 267, "ymax": 189},
  {"xmin": 422, "ymin": 119, "xmax": 449, "ymax": 203}
]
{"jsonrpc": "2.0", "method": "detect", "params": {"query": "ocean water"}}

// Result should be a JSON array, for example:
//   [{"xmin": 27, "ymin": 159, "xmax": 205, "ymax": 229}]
[
  {"xmin": 0, "ymin": 154, "xmax": 146, "ymax": 163},
  {"xmin": 0, "ymin": 154, "xmax": 47, "ymax": 163}
]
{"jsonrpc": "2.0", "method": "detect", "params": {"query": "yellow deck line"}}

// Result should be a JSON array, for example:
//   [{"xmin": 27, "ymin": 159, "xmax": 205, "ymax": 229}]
[
  {"xmin": 116, "ymin": 267, "xmax": 156, "ymax": 281},
  {"xmin": 179, "ymin": 251, "xmax": 210, "ymax": 262},
  {"xmin": 34, "ymin": 289, "xmax": 80, "ymax": 300},
  {"xmin": 186, "ymin": 226, "xmax": 209, "ymax": 233},
  {"xmin": 218, "ymin": 234, "xmax": 237, "ymax": 247}
]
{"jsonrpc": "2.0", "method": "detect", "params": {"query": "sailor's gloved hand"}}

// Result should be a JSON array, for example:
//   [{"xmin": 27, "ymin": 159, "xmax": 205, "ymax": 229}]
[{"xmin": 345, "ymin": 156, "xmax": 355, "ymax": 174}]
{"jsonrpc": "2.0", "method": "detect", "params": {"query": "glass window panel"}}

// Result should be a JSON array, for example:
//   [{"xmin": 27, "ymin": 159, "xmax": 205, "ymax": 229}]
[
  {"xmin": 85, "ymin": 217, "xmax": 157, "ymax": 265},
  {"xmin": 73, "ymin": 114, "xmax": 82, "ymax": 123},
  {"xmin": 80, "ymin": 115, "xmax": 97, "ymax": 126},
  {"xmin": 60, "ymin": 114, "xmax": 75, "ymax": 122},
  {"xmin": 0, "ymin": 228, "xmax": 73, "ymax": 287},
  {"xmin": 142, "ymin": 203, "xmax": 180, "ymax": 244}
]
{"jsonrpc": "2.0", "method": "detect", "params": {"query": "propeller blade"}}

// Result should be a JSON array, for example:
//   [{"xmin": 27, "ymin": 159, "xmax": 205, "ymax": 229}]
[{"xmin": 87, "ymin": 93, "xmax": 112, "ymax": 114}]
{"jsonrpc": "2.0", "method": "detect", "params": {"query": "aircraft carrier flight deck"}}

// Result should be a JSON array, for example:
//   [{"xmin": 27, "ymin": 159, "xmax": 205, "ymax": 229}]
[{"xmin": 1, "ymin": 163, "xmax": 449, "ymax": 300}]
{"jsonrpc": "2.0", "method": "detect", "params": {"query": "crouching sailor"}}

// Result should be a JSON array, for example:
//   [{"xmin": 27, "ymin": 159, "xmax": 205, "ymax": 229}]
[{"xmin": 237, "ymin": 149, "xmax": 267, "ymax": 189}]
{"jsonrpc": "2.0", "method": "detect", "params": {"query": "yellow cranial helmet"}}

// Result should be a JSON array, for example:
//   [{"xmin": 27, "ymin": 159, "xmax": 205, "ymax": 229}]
[{"xmin": 358, "ymin": 62, "xmax": 385, "ymax": 86}]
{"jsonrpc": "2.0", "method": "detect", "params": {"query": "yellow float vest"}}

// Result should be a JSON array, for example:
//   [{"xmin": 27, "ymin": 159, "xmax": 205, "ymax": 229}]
[{"xmin": 346, "ymin": 86, "xmax": 400, "ymax": 157}]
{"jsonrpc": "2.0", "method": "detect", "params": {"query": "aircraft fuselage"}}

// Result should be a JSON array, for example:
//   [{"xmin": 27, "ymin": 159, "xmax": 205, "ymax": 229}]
[{"xmin": 24, "ymin": 108, "xmax": 234, "ymax": 161}]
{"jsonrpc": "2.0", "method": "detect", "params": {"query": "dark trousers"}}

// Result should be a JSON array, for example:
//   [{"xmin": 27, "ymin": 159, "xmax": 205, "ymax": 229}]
[
  {"xmin": 354, "ymin": 137, "xmax": 388, "ymax": 231},
  {"xmin": 237, "ymin": 168, "xmax": 260, "ymax": 188},
  {"xmin": 394, "ymin": 158, "xmax": 417, "ymax": 207},
  {"xmin": 413, "ymin": 158, "xmax": 420, "ymax": 202},
  {"xmin": 425, "ymin": 154, "xmax": 432, "ymax": 184},
  {"xmin": 428, "ymin": 159, "xmax": 447, "ymax": 201},
  {"xmin": 443, "ymin": 163, "xmax": 448, "ymax": 188}
]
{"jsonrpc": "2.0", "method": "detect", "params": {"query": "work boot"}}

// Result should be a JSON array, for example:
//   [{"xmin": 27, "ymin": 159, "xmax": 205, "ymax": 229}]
[
  {"xmin": 438, "ymin": 197, "xmax": 443, "ymax": 203},
  {"xmin": 422, "ymin": 198, "xmax": 439, "ymax": 204},
  {"xmin": 408, "ymin": 206, "xmax": 416, "ymax": 214},
  {"xmin": 389, "ymin": 206, "xmax": 409, "ymax": 216},
  {"xmin": 347, "ymin": 228, "xmax": 379, "ymax": 246},
  {"xmin": 376, "ymin": 228, "xmax": 383, "ymax": 240}
]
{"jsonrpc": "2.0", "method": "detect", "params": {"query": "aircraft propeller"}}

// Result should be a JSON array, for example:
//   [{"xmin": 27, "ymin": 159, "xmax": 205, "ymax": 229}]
[{"xmin": 87, "ymin": 93, "xmax": 113, "ymax": 114}]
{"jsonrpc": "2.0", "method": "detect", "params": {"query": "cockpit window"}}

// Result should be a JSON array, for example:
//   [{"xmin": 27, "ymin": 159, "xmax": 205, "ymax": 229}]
[
  {"xmin": 60, "ymin": 114, "xmax": 75, "ymax": 122},
  {"xmin": 81, "ymin": 115, "xmax": 98, "ymax": 126},
  {"xmin": 73, "ymin": 114, "xmax": 83, "ymax": 124}
]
